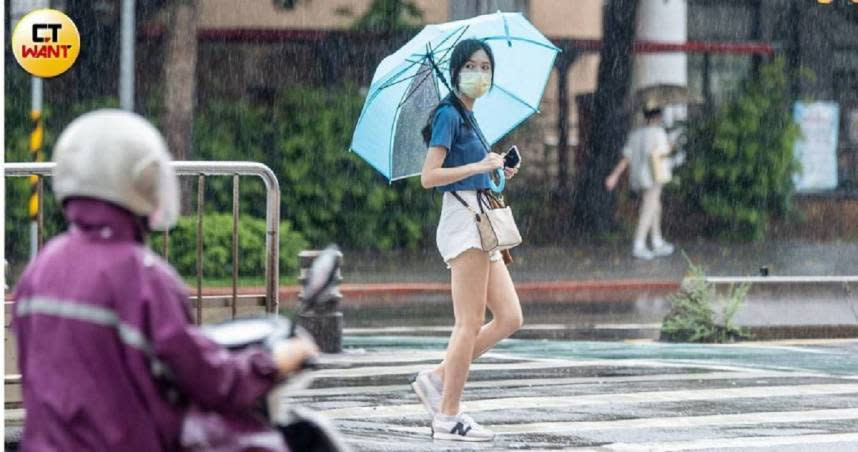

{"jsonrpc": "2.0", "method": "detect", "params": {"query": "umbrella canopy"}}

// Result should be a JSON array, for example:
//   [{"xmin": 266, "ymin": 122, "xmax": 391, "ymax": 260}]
[{"xmin": 350, "ymin": 12, "xmax": 560, "ymax": 181}]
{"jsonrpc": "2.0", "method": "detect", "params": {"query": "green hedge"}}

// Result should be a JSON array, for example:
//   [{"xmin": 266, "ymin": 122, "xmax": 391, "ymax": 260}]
[
  {"xmin": 149, "ymin": 214, "xmax": 308, "ymax": 280},
  {"xmin": 193, "ymin": 84, "xmax": 440, "ymax": 251}
]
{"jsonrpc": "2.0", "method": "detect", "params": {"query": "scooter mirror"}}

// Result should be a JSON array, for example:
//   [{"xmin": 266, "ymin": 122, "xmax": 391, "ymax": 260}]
[
  {"xmin": 202, "ymin": 316, "xmax": 290, "ymax": 350},
  {"xmin": 302, "ymin": 245, "xmax": 340, "ymax": 308}
]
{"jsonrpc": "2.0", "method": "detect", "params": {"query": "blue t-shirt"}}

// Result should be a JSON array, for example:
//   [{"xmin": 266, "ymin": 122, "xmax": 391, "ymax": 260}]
[{"xmin": 428, "ymin": 102, "xmax": 491, "ymax": 192}]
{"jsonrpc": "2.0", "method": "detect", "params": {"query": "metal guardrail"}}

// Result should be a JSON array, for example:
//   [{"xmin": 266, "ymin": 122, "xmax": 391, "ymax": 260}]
[{"xmin": 4, "ymin": 161, "xmax": 281, "ymax": 318}]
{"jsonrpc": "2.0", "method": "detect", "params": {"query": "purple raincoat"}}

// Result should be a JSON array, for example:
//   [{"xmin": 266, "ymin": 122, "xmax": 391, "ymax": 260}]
[{"xmin": 12, "ymin": 199, "xmax": 287, "ymax": 451}]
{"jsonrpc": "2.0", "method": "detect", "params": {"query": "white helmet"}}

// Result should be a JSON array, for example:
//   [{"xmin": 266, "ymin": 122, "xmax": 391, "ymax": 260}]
[{"xmin": 52, "ymin": 109, "xmax": 180, "ymax": 231}]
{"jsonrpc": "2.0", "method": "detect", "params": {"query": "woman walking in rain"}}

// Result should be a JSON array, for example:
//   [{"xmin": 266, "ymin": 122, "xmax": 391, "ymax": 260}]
[
  {"xmin": 413, "ymin": 38, "xmax": 523, "ymax": 442},
  {"xmin": 605, "ymin": 101, "xmax": 676, "ymax": 260}
]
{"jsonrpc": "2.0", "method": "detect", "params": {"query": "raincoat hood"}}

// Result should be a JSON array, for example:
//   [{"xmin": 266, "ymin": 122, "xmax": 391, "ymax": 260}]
[{"xmin": 63, "ymin": 197, "xmax": 147, "ymax": 243}]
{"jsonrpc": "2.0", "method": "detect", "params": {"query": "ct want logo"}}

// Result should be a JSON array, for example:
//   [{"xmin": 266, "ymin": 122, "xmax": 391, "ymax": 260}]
[{"xmin": 12, "ymin": 9, "xmax": 81, "ymax": 78}]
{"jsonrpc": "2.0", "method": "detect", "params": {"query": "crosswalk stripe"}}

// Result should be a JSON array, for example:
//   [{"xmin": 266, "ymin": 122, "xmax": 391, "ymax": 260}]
[
  {"xmin": 597, "ymin": 432, "xmax": 858, "ymax": 451},
  {"xmin": 320, "ymin": 350, "xmax": 446, "ymax": 365},
  {"xmin": 321, "ymin": 383, "xmax": 858, "ymax": 419},
  {"xmin": 376, "ymin": 408, "xmax": 858, "ymax": 436},
  {"xmin": 494, "ymin": 407, "xmax": 858, "ymax": 435},
  {"xmin": 293, "ymin": 370, "xmax": 823, "ymax": 397},
  {"xmin": 312, "ymin": 358, "xmax": 773, "ymax": 379},
  {"xmin": 319, "ymin": 350, "xmax": 561, "ymax": 366}
]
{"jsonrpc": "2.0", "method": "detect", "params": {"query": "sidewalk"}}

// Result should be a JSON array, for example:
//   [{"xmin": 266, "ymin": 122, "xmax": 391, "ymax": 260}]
[
  {"xmin": 199, "ymin": 240, "xmax": 858, "ymax": 340},
  {"xmin": 343, "ymin": 240, "xmax": 858, "ymax": 283}
]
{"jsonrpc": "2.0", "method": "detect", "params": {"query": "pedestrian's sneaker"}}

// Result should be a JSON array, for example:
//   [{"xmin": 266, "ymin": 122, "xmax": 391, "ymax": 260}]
[
  {"xmin": 410, "ymin": 370, "xmax": 442, "ymax": 416},
  {"xmin": 632, "ymin": 245, "xmax": 655, "ymax": 260},
  {"xmin": 652, "ymin": 241, "xmax": 675, "ymax": 257},
  {"xmin": 432, "ymin": 413, "xmax": 494, "ymax": 442}
]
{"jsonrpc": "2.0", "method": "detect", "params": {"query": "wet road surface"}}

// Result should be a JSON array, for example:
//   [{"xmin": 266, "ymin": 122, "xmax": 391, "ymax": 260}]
[{"xmin": 292, "ymin": 336, "xmax": 858, "ymax": 451}]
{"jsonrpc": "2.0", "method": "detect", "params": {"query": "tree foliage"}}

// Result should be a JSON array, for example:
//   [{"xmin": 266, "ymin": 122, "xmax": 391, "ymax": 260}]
[
  {"xmin": 341, "ymin": 0, "xmax": 424, "ymax": 33},
  {"xmin": 679, "ymin": 58, "xmax": 801, "ymax": 240}
]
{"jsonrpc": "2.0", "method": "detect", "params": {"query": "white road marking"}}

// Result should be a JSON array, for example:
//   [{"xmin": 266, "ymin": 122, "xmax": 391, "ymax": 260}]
[
  {"xmin": 294, "ymin": 370, "xmax": 824, "ymax": 397},
  {"xmin": 311, "ymin": 358, "xmax": 776, "ymax": 380},
  {"xmin": 376, "ymin": 408, "xmax": 858, "ymax": 436},
  {"xmin": 321, "ymin": 383, "xmax": 858, "ymax": 419},
  {"xmin": 599, "ymin": 432, "xmax": 858, "ymax": 451}
]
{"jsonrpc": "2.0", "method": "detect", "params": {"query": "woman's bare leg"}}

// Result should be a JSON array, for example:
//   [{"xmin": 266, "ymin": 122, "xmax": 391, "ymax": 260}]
[
  {"xmin": 433, "ymin": 258, "xmax": 522, "ymax": 381},
  {"xmin": 438, "ymin": 249, "xmax": 490, "ymax": 416}
]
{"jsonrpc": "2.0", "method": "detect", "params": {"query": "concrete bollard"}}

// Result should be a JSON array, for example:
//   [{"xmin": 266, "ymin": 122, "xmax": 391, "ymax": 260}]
[{"xmin": 297, "ymin": 249, "xmax": 344, "ymax": 353}]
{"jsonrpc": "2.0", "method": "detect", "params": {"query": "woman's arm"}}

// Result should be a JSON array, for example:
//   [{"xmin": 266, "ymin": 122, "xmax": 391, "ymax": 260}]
[
  {"xmin": 605, "ymin": 157, "xmax": 629, "ymax": 191},
  {"xmin": 420, "ymin": 146, "xmax": 503, "ymax": 189}
]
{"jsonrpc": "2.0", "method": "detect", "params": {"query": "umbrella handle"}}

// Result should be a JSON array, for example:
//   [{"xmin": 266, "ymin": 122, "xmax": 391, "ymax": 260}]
[{"xmin": 488, "ymin": 168, "xmax": 505, "ymax": 193}]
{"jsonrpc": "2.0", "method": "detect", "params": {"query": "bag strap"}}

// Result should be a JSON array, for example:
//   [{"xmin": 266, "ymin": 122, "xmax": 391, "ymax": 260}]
[
  {"xmin": 444, "ymin": 95, "xmax": 492, "ymax": 154},
  {"xmin": 476, "ymin": 190, "xmax": 492, "ymax": 211},
  {"xmin": 450, "ymin": 190, "xmax": 484, "ymax": 215},
  {"xmin": 482, "ymin": 189, "xmax": 505, "ymax": 208},
  {"xmin": 469, "ymin": 116, "xmax": 491, "ymax": 154},
  {"xmin": 453, "ymin": 103, "xmax": 507, "ymax": 192}
]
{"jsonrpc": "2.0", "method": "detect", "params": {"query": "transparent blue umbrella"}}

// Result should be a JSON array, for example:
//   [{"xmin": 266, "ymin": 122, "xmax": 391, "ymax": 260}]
[{"xmin": 349, "ymin": 12, "xmax": 560, "ymax": 189}]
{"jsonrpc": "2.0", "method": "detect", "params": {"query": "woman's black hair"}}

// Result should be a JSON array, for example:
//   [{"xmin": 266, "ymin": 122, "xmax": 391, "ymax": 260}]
[
  {"xmin": 421, "ymin": 38, "xmax": 495, "ymax": 145},
  {"xmin": 643, "ymin": 107, "xmax": 663, "ymax": 120}
]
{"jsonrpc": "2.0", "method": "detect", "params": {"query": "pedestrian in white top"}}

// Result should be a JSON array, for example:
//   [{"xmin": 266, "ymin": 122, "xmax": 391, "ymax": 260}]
[{"xmin": 605, "ymin": 102, "xmax": 676, "ymax": 260}]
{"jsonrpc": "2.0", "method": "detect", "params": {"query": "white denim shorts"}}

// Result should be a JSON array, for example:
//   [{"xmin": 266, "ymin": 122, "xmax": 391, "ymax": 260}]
[{"xmin": 436, "ymin": 190, "xmax": 502, "ymax": 269}]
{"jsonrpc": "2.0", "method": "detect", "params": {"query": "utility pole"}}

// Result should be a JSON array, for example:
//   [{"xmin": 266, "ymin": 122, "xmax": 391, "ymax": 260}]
[{"xmin": 119, "ymin": 0, "xmax": 135, "ymax": 111}]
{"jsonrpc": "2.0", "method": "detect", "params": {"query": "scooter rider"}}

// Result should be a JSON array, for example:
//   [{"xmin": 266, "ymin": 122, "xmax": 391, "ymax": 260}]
[{"xmin": 11, "ymin": 109, "xmax": 318, "ymax": 451}]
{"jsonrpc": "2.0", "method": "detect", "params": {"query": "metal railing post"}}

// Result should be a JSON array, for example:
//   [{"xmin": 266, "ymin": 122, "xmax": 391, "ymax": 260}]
[
  {"xmin": 162, "ymin": 229, "xmax": 169, "ymax": 262},
  {"xmin": 196, "ymin": 175, "xmax": 205, "ymax": 325},
  {"xmin": 231, "ymin": 175, "xmax": 240, "ymax": 319},
  {"xmin": 36, "ymin": 176, "xmax": 44, "ymax": 250}
]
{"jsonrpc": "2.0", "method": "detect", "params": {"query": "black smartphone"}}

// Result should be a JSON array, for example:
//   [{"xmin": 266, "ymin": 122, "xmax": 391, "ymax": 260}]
[{"xmin": 504, "ymin": 145, "xmax": 521, "ymax": 168}]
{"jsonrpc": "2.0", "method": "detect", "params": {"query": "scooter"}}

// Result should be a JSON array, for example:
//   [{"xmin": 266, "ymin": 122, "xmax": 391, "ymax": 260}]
[{"xmin": 182, "ymin": 245, "xmax": 350, "ymax": 452}]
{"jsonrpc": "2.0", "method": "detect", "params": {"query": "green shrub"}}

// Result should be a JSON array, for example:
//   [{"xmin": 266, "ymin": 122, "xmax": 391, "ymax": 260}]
[
  {"xmin": 193, "ymin": 84, "xmax": 440, "ymax": 251},
  {"xmin": 149, "ymin": 214, "xmax": 308, "ymax": 280},
  {"xmin": 660, "ymin": 256, "xmax": 751, "ymax": 343},
  {"xmin": 679, "ymin": 58, "xmax": 801, "ymax": 240}
]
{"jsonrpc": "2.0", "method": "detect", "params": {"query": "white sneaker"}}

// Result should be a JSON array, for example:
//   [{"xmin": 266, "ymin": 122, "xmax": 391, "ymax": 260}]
[
  {"xmin": 411, "ymin": 370, "xmax": 442, "ymax": 416},
  {"xmin": 432, "ymin": 413, "xmax": 494, "ymax": 442},
  {"xmin": 632, "ymin": 245, "xmax": 655, "ymax": 260},
  {"xmin": 652, "ymin": 241, "xmax": 675, "ymax": 257}
]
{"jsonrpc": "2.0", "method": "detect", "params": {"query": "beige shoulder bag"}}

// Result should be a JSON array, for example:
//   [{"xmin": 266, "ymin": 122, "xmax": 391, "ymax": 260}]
[{"xmin": 451, "ymin": 190, "xmax": 522, "ymax": 252}]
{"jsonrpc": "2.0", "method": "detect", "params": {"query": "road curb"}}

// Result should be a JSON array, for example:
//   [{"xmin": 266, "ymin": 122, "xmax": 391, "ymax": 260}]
[{"xmin": 195, "ymin": 279, "xmax": 682, "ymax": 306}]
